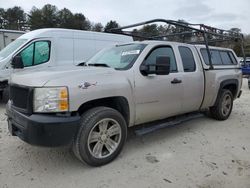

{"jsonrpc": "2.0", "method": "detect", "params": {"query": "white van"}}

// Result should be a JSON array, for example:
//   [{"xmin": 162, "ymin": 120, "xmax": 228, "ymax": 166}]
[{"xmin": 0, "ymin": 28, "xmax": 132, "ymax": 95}]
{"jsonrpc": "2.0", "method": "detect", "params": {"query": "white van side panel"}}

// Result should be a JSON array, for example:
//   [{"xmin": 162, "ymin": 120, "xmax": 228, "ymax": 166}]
[
  {"xmin": 73, "ymin": 31, "xmax": 95, "ymax": 65},
  {"xmin": 94, "ymin": 33, "xmax": 133, "ymax": 53},
  {"xmin": 54, "ymin": 31, "xmax": 74, "ymax": 66}
]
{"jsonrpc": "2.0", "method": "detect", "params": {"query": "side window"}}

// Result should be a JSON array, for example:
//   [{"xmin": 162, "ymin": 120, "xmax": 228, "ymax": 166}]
[
  {"xmin": 34, "ymin": 41, "xmax": 50, "ymax": 65},
  {"xmin": 228, "ymin": 52, "xmax": 237, "ymax": 64},
  {"xmin": 220, "ymin": 51, "xmax": 233, "ymax": 65},
  {"xmin": 19, "ymin": 41, "xmax": 50, "ymax": 67},
  {"xmin": 201, "ymin": 49, "xmax": 222, "ymax": 65},
  {"xmin": 211, "ymin": 50, "xmax": 222, "ymax": 65},
  {"xmin": 20, "ymin": 43, "xmax": 34, "ymax": 67},
  {"xmin": 144, "ymin": 46, "xmax": 177, "ymax": 72},
  {"xmin": 201, "ymin": 49, "xmax": 209, "ymax": 65},
  {"xmin": 201, "ymin": 49, "xmax": 237, "ymax": 65},
  {"xmin": 179, "ymin": 46, "xmax": 196, "ymax": 72}
]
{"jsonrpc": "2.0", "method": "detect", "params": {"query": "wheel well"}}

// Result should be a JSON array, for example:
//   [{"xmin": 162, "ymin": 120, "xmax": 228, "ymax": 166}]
[
  {"xmin": 222, "ymin": 84, "xmax": 237, "ymax": 99},
  {"xmin": 77, "ymin": 97, "xmax": 130, "ymax": 126}
]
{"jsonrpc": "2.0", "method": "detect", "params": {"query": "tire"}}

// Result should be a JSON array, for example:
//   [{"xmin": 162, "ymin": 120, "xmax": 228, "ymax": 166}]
[
  {"xmin": 72, "ymin": 107, "xmax": 127, "ymax": 166},
  {"xmin": 209, "ymin": 89, "xmax": 233, "ymax": 120}
]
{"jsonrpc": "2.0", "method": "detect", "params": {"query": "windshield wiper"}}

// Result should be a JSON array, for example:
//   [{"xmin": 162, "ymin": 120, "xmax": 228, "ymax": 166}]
[{"xmin": 88, "ymin": 63, "xmax": 110, "ymax": 67}]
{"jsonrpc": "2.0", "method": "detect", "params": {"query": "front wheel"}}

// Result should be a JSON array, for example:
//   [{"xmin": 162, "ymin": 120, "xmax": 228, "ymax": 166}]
[
  {"xmin": 209, "ymin": 89, "xmax": 233, "ymax": 120},
  {"xmin": 72, "ymin": 107, "xmax": 127, "ymax": 166}
]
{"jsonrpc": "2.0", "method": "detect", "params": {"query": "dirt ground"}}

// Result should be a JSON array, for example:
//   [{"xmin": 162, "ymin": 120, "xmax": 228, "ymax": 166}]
[{"xmin": 0, "ymin": 79, "xmax": 249, "ymax": 188}]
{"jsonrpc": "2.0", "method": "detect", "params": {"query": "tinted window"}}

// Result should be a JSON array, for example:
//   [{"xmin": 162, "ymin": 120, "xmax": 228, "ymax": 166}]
[
  {"xmin": 179, "ymin": 46, "xmax": 196, "ymax": 72},
  {"xmin": 220, "ymin": 51, "xmax": 232, "ymax": 65},
  {"xmin": 20, "ymin": 43, "xmax": 34, "ymax": 67},
  {"xmin": 145, "ymin": 47, "xmax": 177, "ymax": 72},
  {"xmin": 19, "ymin": 41, "xmax": 50, "ymax": 67},
  {"xmin": 228, "ymin": 52, "xmax": 237, "ymax": 64},
  {"xmin": 201, "ymin": 49, "xmax": 210, "ymax": 65},
  {"xmin": 211, "ymin": 50, "xmax": 222, "ymax": 65},
  {"xmin": 34, "ymin": 41, "xmax": 50, "ymax": 65},
  {"xmin": 201, "ymin": 49, "xmax": 224, "ymax": 65}
]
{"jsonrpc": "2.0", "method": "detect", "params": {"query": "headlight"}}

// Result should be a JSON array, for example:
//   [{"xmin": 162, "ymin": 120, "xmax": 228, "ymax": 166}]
[{"xmin": 33, "ymin": 87, "xmax": 69, "ymax": 112}]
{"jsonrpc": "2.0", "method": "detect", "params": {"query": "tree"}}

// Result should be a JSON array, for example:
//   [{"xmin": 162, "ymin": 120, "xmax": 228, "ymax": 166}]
[
  {"xmin": 230, "ymin": 28, "xmax": 241, "ymax": 34},
  {"xmin": 71, "ymin": 13, "xmax": 90, "ymax": 30},
  {"xmin": 139, "ymin": 24, "xmax": 159, "ymax": 38},
  {"xmin": 91, "ymin": 23, "xmax": 103, "ymax": 32},
  {"xmin": 40, "ymin": 4, "xmax": 58, "ymax": 28},
  {"xmin": 104, "ymin": 20, "xmax": 119, "ymax": 32},
  {"xmin": 29, "ymin": 7, "xmax": 43, "ymax": 30},
  {"xmin": 29, "ymin": 4, "xmax": 58, "ymax": 29},
  {"xmin": 0, "ymin": 8, "xmax": 6, "ymax": 29},
  {"xmin": 4, "ymin": 6, "xmax": 26, "ymax": 30},
  {"xmin": 57, "ymin": 8, "xmax": 74, "ymax": 28},
  {"xmin": 228, "ymin": 28, "xmax": 242, "ymax": 56}
]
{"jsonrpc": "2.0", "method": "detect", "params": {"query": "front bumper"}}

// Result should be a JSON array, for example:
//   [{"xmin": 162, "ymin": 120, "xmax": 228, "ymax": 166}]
[{"xmin": 6, "ymin": 102, "xmax": 81, "ymax": 147}]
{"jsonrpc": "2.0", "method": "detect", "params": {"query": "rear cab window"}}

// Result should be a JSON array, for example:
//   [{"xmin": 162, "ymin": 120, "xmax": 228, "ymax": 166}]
[
  {"xmin": 178, "ymin": 46, "xmax": 196, "ymax": 72},
  {"xmin": 200, "ymin": 48, "xmax": 237, "ymax": 65}
]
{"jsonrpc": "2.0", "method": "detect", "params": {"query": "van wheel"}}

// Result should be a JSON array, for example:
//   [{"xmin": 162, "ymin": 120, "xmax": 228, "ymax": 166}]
[
  {"xmin": 72, "ymin": 107, "xmax": 127, "ymax": 166},
  {"xmin": 209, "ymin": 89, "xmax": 233, "ymax": 120}
]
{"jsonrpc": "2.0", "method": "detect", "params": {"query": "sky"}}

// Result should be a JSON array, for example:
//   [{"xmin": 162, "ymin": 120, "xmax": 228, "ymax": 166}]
[{"xmin": 1, "ymin": 0, "xmax": 250, "ymax": 34}]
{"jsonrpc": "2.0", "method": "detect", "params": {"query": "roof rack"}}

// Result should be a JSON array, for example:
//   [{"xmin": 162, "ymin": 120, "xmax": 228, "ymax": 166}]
[{"xmin": 107, "ymin": 19, "xmax": 246, "ymax": 69}]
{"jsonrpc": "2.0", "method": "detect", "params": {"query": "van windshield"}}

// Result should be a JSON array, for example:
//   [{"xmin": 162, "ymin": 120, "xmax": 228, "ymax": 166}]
[
  {"xmin": 0, "ymin": 39, "xmax": 28, "ymax": 60},
  {"xmin": 87, "ymin": 44, "xmax": 146, "ymax": 70}
]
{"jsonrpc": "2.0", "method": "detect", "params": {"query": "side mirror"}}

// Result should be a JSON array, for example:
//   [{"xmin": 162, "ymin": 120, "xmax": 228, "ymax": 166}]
[
  {"xmin": 140, "ymin": 56, "xmax": 171, "ymax": 76},
  {"xmin": 155, "ymin": 56, "xmax": 171, "ymax": 75},
  {"xmin": 11, "ymin": 55, "xmax": 24, "ymax": 69}
]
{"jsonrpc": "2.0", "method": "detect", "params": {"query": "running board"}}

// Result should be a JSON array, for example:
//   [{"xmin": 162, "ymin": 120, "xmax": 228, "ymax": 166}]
[{"xmin": 134, "ymin": 112, "xmax": 204, "ymax": 136}]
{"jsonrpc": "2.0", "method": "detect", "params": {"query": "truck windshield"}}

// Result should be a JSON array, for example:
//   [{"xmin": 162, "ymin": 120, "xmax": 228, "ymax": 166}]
[
  {"xmin": 87, "ymin": 43, "xmax": 146, "ymax": 70},
  {"xmin": 0, "ymin": 39, "xmax": 28, "ymax": 60}
]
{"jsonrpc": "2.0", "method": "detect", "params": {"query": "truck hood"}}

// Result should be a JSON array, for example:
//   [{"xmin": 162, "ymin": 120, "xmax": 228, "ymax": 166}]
[{"xmin": 10, "ymin": 65, "xmax": 116, "ymax": 87}]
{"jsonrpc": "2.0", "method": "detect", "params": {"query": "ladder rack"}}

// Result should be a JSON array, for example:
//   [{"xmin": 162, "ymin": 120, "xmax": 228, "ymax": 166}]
[{"xmin": 107, "ymin": 19, "xmax": 246, "ymax": 69}]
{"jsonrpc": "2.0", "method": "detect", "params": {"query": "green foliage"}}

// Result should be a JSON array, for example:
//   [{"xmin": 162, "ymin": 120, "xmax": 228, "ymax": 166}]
[
  {"xmin": 104, "ymin": 20, "xmax": 119, "ymax": 32},
  {"xmin": 0, "ymin": 6, "xmax": 26, "ymax": 30},
  {"xmin": 0, "ymin": 4, "xmax": 103, "ymax": 31},
  {"xmin": 57, "ymin": 8, "xmax": 74, "ymax": 28},
  {"xmin": 29, "ymin": 7, "xmax": 43, "ymax": 30}
]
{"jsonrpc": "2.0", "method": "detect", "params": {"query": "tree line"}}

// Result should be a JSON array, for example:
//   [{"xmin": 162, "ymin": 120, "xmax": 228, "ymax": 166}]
[
  {"xmin": 0, "ymin": 4, "xmax": 119, "ymax": 32},
  {"xmin": 0, "ymin": 4, "xmax": 249, "ymax": 56}
]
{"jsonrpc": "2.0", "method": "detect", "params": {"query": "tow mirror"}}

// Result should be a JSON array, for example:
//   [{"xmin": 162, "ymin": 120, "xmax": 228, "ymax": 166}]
[
  {"xmin": 140, "ymin": 56, "xmax": 171, "ymax": 76},
  {"xmin": 11, "ymin": 55, "xmax": 24, "ymax": 69}
]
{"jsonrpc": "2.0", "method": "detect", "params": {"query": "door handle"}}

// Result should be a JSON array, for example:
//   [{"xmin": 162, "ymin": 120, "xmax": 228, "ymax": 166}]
[{"xmin": 171, "ymin": 78, "xmax": 182, "ymax": 84}]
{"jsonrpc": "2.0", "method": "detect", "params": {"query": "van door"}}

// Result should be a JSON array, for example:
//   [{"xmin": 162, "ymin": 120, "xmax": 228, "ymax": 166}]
[{"xmin": 13, "ymin": 39, "xmax": 53, "ymax": 71}]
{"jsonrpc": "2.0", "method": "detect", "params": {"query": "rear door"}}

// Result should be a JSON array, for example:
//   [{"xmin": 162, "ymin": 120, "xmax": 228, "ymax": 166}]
[{"xmin": 178, "ymin": 46, "xmax": 204, "ymax": 113}]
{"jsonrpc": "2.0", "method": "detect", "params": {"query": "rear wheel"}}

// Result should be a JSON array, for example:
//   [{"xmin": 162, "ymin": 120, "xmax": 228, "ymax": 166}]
[
  {"xmin": 72, "ymin": 107, "xmax": 127, "ymax": 166},
  {"xmin": 209, "ymin": 89, "xmax": 233, "ymax": 120}
]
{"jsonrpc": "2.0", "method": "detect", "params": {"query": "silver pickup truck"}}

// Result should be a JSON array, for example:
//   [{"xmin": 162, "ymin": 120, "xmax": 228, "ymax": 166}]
[{"xmin": 6, "ymin": 40, "xmax": 242, "ymax": 166}]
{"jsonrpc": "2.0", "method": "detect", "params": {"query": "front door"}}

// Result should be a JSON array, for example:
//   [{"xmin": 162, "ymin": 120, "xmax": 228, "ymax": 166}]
[{"xmin": 134, "ymin": 46, "xmax": 183, "ymax": 125}]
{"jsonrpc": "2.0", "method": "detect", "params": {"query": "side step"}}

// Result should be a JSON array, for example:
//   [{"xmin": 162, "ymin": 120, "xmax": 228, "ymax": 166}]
[{"xmin": 134, "ymin": 112, "xmax": 204, "ymax": 136}]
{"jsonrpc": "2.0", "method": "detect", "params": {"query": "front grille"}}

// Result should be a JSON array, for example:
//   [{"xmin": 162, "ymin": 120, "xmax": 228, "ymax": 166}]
[{"xmin": 9, "ymin": 85, "xmax": 30, "ymax": 110}]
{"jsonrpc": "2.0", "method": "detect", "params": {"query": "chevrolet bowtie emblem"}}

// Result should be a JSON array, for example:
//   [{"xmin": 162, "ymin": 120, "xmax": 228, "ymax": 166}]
[{"xmin": 78, "ymin": 82, "xmax": 97, "ymax": 89}]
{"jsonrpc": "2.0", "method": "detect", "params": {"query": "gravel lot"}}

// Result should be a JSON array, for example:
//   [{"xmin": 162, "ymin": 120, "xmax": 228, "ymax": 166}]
[{"xmin": 0, "ymin": 79, "xmax": 250, "ymax": 188}]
